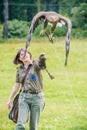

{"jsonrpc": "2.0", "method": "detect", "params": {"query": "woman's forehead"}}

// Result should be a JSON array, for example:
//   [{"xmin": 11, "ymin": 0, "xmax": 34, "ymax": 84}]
[
  {"xmin": 20, "ymin": 50, "xmax": 29, "ymax": 55},
  {"xmin": 20, "ymin": 50, "xmax": 25, "ymax": 54},
  {"xmin": 20, "ymin": 50, "xmax": 24, "ymax": 52}
]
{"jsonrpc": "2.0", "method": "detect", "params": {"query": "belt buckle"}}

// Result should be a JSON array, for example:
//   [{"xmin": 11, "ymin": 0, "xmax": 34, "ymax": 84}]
[
  {"xmin": 35, "ymin": 90, "xmax": 38, "ymax": 94},
  {"xmin": 37, "ymin": 90, "xmax": 41, "ymax": 94}
]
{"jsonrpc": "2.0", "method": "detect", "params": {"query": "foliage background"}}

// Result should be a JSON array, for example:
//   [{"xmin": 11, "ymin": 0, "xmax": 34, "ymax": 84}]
[{"xmin": 0, "ymin": 0, "xmax": 87, "ymax": 38}]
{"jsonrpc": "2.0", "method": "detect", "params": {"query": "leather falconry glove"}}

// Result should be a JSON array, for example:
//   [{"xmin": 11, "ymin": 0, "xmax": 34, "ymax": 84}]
[
  {"xmin": 39, "ymin": 53, "xmax": 46, "ymax": 69},
  {"xmin": 39, "ymin": 53, "xmax": 54, "ymax": 80}
]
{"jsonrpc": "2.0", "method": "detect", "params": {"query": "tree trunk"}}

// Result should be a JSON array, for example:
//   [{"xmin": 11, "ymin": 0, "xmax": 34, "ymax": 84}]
[
  {"xmin": 3, "ymin": 0, "xmax": 9, "ymax": 38},
  {"xmin": 37, "ymin": 0, "xmax": 41, "ymax": 12}
]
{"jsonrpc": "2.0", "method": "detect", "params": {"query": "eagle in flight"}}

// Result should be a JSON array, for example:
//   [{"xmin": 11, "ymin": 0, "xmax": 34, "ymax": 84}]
[{"xmin": 25, "ymin": 11, "xmax": 72, "ymax": 66}]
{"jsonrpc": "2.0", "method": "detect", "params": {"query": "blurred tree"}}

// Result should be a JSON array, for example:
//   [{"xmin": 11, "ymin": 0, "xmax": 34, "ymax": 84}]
[
  {"xmin": 59, "ymin": 0, "xmax": 87, "ymax": 16},
  {"xmin": 0, "ymin": 0, "xmax": 3, "ymax": 22},
  {"xmin": 45, "ymin": 0, "xmax": 59, "ymax": 12},
  {"xmin": 37, "ymin": 0, "xmax": 41, "ymax": 12},
  {"xmin": 27, "ymin": 0, "xmax": 37, "ymax": 21},
  {"xmin": 59, "ymin": 0, "xmax": 76, "ymax": 16},
  {"xmin": 9, "ymin": 0, "xmax": 37, "ymax": 21},
  {"xmin": 3, "ymin": 0, "xmax": 9, "ymax": 38},
  {"xmin": 71, "ymin": 2, "xmax": 87, "ymax": 29}
]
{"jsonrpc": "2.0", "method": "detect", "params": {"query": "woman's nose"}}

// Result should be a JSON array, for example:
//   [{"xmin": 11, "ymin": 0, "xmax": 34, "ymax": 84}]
[{"xmin": 24, "ymin": 50, "xmax": 27, "ymax": 57}]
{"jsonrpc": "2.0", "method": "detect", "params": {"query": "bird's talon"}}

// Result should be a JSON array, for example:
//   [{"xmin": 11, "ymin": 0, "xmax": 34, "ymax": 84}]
[
  {"xmin": 49, "ymin": 34, "xmax": 53, "ymax": 43},
  {"xmin": 40, "ymin": 29, "xmax": 45, "ymax": 35},
  {"xmin": 49, "ymin": 34, "xmax": 53, "ymax": 40}
]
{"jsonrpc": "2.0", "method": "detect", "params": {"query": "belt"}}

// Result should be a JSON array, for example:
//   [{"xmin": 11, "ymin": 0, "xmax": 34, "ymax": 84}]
[{"xmin": 22, "ymin": 90, "xmax": 42, "ymax": 94}]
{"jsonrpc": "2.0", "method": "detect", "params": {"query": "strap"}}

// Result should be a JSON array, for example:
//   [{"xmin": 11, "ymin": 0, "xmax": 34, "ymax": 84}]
[
  {"xmin": 45, "ymin": 68, "xmax": 54, "ymax": 80},
  {"xmin": 22, "ymin": 64, "xmax": 32, "ymax": 87}
]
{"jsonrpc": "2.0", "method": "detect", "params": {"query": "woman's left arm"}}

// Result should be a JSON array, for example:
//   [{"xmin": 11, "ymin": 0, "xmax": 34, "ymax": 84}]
[{"xmin": 7, "ymin": 83, "xmax": 20, "ymax": 109}]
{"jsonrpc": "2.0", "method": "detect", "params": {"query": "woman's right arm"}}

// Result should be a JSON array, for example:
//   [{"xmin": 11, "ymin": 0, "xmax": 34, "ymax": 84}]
[{"xmin": 7, "ymin": 83, "xmax": 20, "ymax": 109}]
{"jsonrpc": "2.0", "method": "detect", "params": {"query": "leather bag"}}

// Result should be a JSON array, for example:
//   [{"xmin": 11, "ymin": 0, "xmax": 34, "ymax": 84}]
[{"xmin": 8, "ymin": 93, "xmax": 19, "ymax": 123}]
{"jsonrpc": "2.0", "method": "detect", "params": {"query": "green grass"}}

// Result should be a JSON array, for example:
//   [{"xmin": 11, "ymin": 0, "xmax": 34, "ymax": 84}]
[{"xmin": 0, "ymin": 37, "xmax": 87, "ymax": 130}]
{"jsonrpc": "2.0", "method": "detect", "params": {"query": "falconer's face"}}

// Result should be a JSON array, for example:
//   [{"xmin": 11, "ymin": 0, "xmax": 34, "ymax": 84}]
[{"xmin": 19, "ymin": 50, "xmax": 31, "ymax": 63}]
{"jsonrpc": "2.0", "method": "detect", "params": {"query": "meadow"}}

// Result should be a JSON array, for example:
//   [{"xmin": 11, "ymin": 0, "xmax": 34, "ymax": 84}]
[{"xmin": 0, "ymin": 37, "xmax": 87, "ymax": 130}]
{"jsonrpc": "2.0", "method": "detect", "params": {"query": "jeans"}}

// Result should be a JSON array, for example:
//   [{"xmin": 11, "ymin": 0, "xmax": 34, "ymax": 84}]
[{"xmin": 15, "ymin": 92, "xmax": 45, "ymax": 130}]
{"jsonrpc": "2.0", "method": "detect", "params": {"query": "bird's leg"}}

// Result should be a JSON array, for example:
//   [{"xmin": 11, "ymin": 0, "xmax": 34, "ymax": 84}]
[
  {"xmin": 49, "ymin": 23, "xmax": 57, "ymax": 43},
  {"xmin": 40, "ymin": 29, "xmax": 45, "ymax": 35},
  {"xmin": 40, "ymin": 20, "xmax": 54, "ymax": 43},
  {"xmin": 40, "ymin": 20, "xmax": 48, "ymax": 35},
  {"xmin": 49, "ymin": 33, "xmax": 53, "ymax": 41}
]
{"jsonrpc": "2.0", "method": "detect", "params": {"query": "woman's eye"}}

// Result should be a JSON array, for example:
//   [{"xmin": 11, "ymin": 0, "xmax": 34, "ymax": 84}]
[{"xmin": 21, "ymin": 54, "xmax": 24, "ymax": 56}]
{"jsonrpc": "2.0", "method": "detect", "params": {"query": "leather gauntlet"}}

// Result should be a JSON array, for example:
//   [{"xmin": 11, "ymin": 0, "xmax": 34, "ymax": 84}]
[{"xmin": 39, "ymin": 53, "xmax": 46, "ymax": 69}]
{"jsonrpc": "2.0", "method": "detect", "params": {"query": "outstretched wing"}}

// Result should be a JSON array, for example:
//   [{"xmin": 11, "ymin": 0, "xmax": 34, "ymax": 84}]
[
  {"xmin": 32, "ymin": 12, "xmax": 46, "ymax": 32},
  {"xmin": 58, "ymin": 14, "xmax": 72, "ymax": 65},
  {"xmin": 25, "ymin": 12, "xmax": 46, "ymax": 49}
]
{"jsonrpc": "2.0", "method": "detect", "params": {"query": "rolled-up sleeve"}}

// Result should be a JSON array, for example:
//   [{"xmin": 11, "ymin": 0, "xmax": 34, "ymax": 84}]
[{"xmin": 16, "ymin": 68, "xmax": 20, "ymax": 83}]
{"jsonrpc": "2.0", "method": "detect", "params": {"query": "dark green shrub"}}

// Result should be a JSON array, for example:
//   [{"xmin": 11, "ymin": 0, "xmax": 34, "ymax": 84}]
[
  {"xmin": 82, "ymin": 30, "xmax": 87, "ymax": 37},
  {"xmin": 33, "ymin": 22, "xmax": 43, "ymax": 37},
  {"xmin": 7, "ymin": 19, "xmax": 87, "ymax": 39},
  {"xmin": 72, "ymin": 28, "xmax": 82, "ymax": 38},
  {"xmin": 54, "ymin": 26, "xmax": 66, "ymax": 37},
  {"xmin": 82, "ymin": 24, "xmax": 87, "ymax": 37},
  {"xmin": 8, "ymin": 19, "xmax": 30, "ymax": 38},
  {"xmin": 71, "ymin": 28, "xmax": 87, "ymax": 38},
  {"xmin": 33, "ymin": 23, "xmax": 67, "ymax": 37}
]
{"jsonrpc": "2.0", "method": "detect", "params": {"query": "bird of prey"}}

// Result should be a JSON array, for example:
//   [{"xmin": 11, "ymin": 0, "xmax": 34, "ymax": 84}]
[{"xmin": 25, "ymin": 11, "xmax": 72, "ymax": 66}]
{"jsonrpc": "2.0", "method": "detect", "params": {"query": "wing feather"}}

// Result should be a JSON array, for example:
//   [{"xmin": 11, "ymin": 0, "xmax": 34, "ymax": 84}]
[
  {"xmin": 58, "ymin": 14, "xmax": 72, "ymax": 65},
  {"xmin": 25, "ymin": 12, "xmax": 46, "ymax": 49},
  {"xmin": 31, "ymin": 12, "xmax": 46, "ymax": 32}
]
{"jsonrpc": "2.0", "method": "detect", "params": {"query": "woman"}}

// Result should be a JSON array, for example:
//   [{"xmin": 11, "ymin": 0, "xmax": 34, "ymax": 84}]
[{"xmin": 7, "ymin": 48, "xmax": 46, "ymax": 130}]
